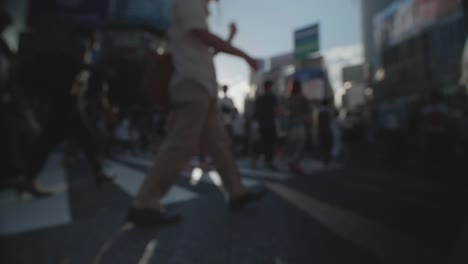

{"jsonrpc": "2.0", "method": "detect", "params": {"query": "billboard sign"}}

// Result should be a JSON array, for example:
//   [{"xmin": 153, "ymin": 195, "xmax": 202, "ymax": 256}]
[
  {"xmin": 373, "ymin": 0, "xmax": 460, "ymax": 50},
  {"xmin": 291, "ymin": 69, "xmax": 325, "ymax": 100},
  {"xmin": 294, "ymin": 24, "xmax": 320, "ymax": 59},
  {"xmin": 373, "ymin": 0, "xmax": 416, "ymax": 50},
  {"xmin": 413, "ymin": 0, "xmax": 460, "ymax": 27},
  {"xmin": 302, "ymin": 79, "xmax": 325, "ymax": 100}
]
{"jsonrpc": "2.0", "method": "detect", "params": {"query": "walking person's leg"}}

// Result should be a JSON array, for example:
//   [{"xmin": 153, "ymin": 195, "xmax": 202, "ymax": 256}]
[
  {"xmin": 129, "ymin": 81, "xmax": 267, "ymax": 226},
  {"xmin": 287, "ymin": 129, "xmax": 305, "ymax": 175},
  {"xmin": 130, "ymin": 81, "xmax": 214, "ymax": 225},
  {"xmin": 71, "ymin": 115, "xmax": 114, "ymax": 184},
  {"xmin": 250, "ymin": 139, "xmax": 260, "ymax": 168},
  {"xmin": 261, "ymin": 127, "xmax": 277, "ymax": 170},
  {"xmin": 202, "ymin": 107, "xmax": 246, "ymax": 197},
  {"xmin": 18, "ymin": 116, "xmax": 66, "ymax": 197},
  {"xmin": 250, "ymin": 123, "xmax": 261, "ymax": 168},
  {"xmin": 203, "ymin": 106, "xmax": 268, "ymax": 209}
]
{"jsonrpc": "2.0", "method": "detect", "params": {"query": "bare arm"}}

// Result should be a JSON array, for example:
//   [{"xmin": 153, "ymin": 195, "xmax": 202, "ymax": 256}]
[
  {"xmin": 226, "ymin": 22, "xmax": 237, "ymax": 44},
  {"xmin": 192, "ymin": 29, "xmax": 258, "ymax": 70},
  {"xmin": 213, "ymin": 23, "xmax": 236, "ymax": 55}
]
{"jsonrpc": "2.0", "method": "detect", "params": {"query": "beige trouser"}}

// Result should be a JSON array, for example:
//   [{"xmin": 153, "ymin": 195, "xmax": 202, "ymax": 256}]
[{"xmin": 134, "ymin": 80, "xmax": 246, "ymax": 210}]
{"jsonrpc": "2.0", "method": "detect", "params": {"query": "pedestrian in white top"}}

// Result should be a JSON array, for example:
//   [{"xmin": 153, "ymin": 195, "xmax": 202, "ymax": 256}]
[{"xmin": 129, "ymin": 0, "xmax": 266, "ymax": 227}]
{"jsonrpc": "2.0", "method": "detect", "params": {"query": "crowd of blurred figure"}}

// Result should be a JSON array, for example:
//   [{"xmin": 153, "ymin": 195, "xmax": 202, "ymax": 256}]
[
  {"xmin": 222, "ymin": 82, "xmax": 468, "ymax": 178},
  {"xmin": 2, "ymin": 7, "xmax": 468, "ymax": 198}
]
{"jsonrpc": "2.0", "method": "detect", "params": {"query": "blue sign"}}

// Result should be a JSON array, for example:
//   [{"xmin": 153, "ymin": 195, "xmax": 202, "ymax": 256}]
[
  {"xmin": 111, "ymin": 0, "xmax": 172, "ymax": 32},
  {"xmin": 293, "ymin": 69, "xmax": 324, "ymax": 81}
]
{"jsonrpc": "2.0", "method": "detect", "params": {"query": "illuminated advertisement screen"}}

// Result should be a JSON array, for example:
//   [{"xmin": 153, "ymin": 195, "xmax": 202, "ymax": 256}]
[
  {"xmin": 373, "ymin": 0, "xmax": 460, "ymax": 50},
  {"xmin": 414, "ymin": 0, "xmax": 460, "ymax": 27}
]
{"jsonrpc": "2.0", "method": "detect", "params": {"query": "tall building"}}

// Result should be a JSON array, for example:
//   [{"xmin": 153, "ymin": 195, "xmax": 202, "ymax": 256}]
[
  {"xmin": 342, "ymin": 64, "xmax": 366, "ymax": 110},
  {"xmin": 361, "ymin": 0, "xmax": 466, "ymax": 107},
  {"xmin": 360, "ymin": 0, "xmax": 394, "ymax": 81}
]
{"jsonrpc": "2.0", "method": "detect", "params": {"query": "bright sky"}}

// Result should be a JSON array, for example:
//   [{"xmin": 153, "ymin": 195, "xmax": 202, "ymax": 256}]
[{"xmin": 207, "ymin": 0, "xmax": 364, "ymax": 111}]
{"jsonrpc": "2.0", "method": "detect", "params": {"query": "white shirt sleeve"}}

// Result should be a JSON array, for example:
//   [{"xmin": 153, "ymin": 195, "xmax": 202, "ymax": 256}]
[{"xmin": 176, "ymin": 0, "xmax": 208, "ymax": 32}]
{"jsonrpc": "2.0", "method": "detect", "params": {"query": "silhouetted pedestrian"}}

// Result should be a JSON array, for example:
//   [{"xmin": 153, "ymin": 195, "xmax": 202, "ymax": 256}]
[
  {"xmin": 286, "ymin": 80, "xmax": 310, "ymax": 175},
  {"xmin": 317, "ymin": 98, "xmax": 334, "ymax": 166},
  {"xmin": 14, "ymin": 26, "xmax": 114, "ymax": 197},
  {"xmin": 251, "ymin": 80, "xmax": 279, "ymax": 170}
]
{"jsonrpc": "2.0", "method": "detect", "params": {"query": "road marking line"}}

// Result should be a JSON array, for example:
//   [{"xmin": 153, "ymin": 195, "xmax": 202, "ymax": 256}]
[
  {"xmin": 117, "ymin": 154, "xmax": 153, "ymax": 167},
  {"xmin": 117, "ymin": 155, "xmax": 287, "ymax": 182},
  {"xmin": 266, "ymin": 182, "xmax": 443, "ymax": 264},
  {"xmin": 138, "ymin": 239, "xmax": 158, "ymax": 264},
  {"xmin": 92, "ymin": 223, "xmax": 135, "ymax": 264},
  {"xmin": 116, "ymin": 155, "xmax": 434, "ymax": 207},
  {"xmin": 108, "ymin": 161, "xmax": 198, "ymax": 206},
  {"xmin": 238, "ymin": 167, "xmax": 291, "ymax": 180},
  {"xmin": 0, "ymin": 154, "xmax": 71, "ymax": 235}
]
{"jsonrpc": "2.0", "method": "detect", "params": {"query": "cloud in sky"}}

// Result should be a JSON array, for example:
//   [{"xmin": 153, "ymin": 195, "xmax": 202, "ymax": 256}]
[{"xmin": 323, "ymin": 43, "xmax": 364, "ymax": 92}]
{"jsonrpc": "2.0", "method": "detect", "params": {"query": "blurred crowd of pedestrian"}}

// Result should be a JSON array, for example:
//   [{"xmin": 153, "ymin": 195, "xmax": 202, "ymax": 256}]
[
  {"xmin": 371, "ymin": 90, "xmax": 468, "ymax": 176},
  {"xmin": 212, "ymin": 78, "xmax": 468, "ymax": 178},
  {"xmin": 2, "ymin": 0, "xmax": 269, "ymax": 226},
  {"xmin": 0, "ymin": 9, "xmax": 167, "ymax": 195},
  {"xmin": 2, "ymin": 1, "xmax": 467, "ymax": 202},
  {"xmin": 214, "ymin": 79, "xmax": 342, "ymax": 176}
]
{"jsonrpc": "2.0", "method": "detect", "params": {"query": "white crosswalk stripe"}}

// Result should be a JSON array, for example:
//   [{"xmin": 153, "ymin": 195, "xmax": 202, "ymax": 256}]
[
  {"xmin": 115, "ymin": 154, "xmax": 290, "ymax": 183},
  {"xmin": 110, "ymin": 156, "xmax": 260, "ymax": 190},
  {"xmin": 108, "ymin": 161, "xmax": 199, "ymax": 206},
  {"xmin": 238, "ymin": 167, "xmax": 291, "ymax": 181},
  {"xmin": 186, "ymin": 169, "xmax": 259, "ymax": 188},
  {"xmin": 0, "ymin": 154, "xmax": 71, "ymax": 235},
  {"xmin": 116, "ymin": 154, "xmax": 153, "ymax": 167}
]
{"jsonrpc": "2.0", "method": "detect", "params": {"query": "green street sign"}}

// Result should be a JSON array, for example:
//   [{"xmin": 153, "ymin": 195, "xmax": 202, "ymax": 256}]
[{"xmin": 294, "ymin": 24, "xmax": 320, "ymax": 59}]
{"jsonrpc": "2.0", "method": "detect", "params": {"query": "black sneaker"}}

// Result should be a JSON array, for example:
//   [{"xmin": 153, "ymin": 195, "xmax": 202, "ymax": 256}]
[
  {"xmin": 229, "ymin": 188, "xmax": 268, "ymax": 210},
  {"xmin": 127, "ymin": 208, "xmax": 182, "ymax": 227}
]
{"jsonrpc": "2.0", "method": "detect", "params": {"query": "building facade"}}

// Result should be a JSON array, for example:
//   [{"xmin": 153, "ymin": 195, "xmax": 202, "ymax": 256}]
[
  {"xmin": 342, "ymin": 64, "xmax": 366, "ymax": 110},
  {"xmin": 361, "ymin": 0, "xmax": 466, "ymax": 108}
]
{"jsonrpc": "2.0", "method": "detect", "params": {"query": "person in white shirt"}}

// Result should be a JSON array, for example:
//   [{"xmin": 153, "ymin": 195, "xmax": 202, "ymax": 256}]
[{"xmin": 129, "ymin": 0, "xmax": 267, "ymax": 227}]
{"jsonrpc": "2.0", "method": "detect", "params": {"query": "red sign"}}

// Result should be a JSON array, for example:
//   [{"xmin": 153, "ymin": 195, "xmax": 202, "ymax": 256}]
[
  {"xmin": 374, "ymin": 0, "xmax": 461, "ymax": 49},
  {"xmin": 414, "ymin": 0, "xmax": 460, "ymax": 25}
]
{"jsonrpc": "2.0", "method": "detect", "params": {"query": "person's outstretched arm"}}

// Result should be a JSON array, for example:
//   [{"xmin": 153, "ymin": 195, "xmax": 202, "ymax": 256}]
[
  {"xmin": 192, "ymin": 29, "xmax": 258, "ymax": 71},
  {"xmin": 213, "ymin": 22, "xmax": 237, "ymax": 55}
]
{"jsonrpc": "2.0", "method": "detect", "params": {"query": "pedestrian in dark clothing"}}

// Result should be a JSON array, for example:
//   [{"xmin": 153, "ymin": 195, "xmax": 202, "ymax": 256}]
[
  {"xmin": 14, "ymin": 27, "xmax": 114, "ymax": 197},
  {"xmin": 287, "ymin": 80, "xmax": 310, "ymax": 175},
  {"xmin": 0, "ymin": 9, "xmax": 39, "ymax": 187},
  {"xmin": 252, "ymin": 80, "xmax": 279, "ymax": 170},
  {"xmin": 86, "ymin": 70, "xmax": 116, "ymax": 159},
  {"xmin": 318, "ymin": 98, "xmax": 334, "ymax": 166}
]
